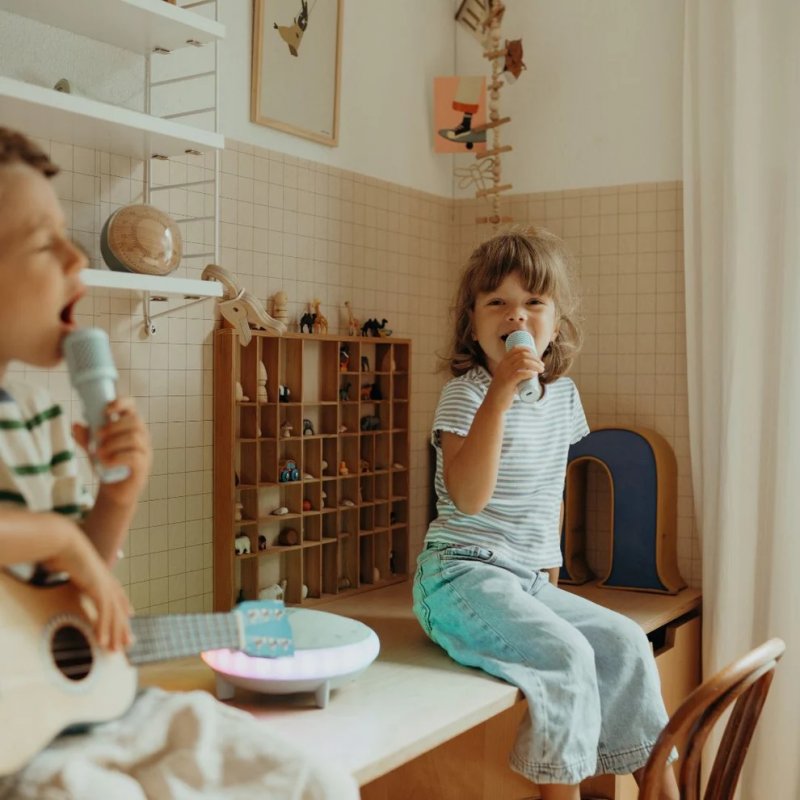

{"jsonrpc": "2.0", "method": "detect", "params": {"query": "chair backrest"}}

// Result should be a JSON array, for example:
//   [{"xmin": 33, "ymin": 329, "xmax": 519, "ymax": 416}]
[{"xmin": 639, "ymin": 637, "xmax": 785, "ymax": 800}]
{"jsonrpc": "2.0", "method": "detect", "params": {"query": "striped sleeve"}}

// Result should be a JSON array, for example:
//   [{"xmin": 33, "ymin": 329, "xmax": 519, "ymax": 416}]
[
  {"xmin": 571, "ymin": 382, "xmax": 590, "ymax": 444},
  {"xmin": 431, "ymin": 377, "xmax": 483, "ymax": 447}
]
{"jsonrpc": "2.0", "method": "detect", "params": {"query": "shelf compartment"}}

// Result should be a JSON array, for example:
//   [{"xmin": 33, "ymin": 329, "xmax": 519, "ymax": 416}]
[
  {"xmin": 0, "ymin": 0, "xmax": 226, "ymax": 54},
  {"xmin": 0, "ymin": 76, "xmax": 223, "ymax": 159}
]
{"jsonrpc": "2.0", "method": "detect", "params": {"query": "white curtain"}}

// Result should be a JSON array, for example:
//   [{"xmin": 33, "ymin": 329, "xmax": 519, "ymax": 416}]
[{"xmin": 683, "ymin": 1, "xmax": 800, "ymax": 796}]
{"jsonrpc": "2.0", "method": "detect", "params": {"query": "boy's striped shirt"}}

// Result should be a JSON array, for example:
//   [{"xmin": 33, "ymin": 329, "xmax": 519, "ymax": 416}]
[{"xmin": 0, "ymin": 381, "xmax": 90, "ymax": 519}]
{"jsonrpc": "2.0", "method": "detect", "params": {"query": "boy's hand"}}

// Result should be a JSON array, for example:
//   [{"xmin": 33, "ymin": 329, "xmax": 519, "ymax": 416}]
[
  {"xmin": 73, "ymin": 397, "xmax": 152, "ymax": 507},
  {"xmin": 485, "ymin": 345, "xmax": 544, "ymax": 413},
  {"xmin": 41, "ymin": 519, "xmax": 133, "ymax": 651}
]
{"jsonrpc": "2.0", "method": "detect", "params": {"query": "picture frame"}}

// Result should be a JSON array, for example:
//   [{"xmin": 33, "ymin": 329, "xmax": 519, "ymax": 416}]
[{"xmin": 251, "ymin": 0, "xmax": 343, "ymax": 146}]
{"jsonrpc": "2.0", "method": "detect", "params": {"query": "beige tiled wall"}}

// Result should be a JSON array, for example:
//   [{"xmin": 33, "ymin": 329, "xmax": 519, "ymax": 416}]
[{"xmin": 9, "ymin": 137, "xmax": 698, "ymax": 616}]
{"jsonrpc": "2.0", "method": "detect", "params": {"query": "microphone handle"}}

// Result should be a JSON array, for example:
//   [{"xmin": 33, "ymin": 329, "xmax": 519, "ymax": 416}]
[{"xmin": 78, "ymin": 380, "xmax": 131, "ymax": 484}]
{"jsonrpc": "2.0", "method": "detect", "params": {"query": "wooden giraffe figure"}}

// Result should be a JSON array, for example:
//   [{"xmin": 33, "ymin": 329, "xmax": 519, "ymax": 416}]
[
  {"xmin": 311, "ymin": 299, "xmax": 328, "ymax": 334},
  {"xmin": 344, "ymin": 301, "xmax": 360, "ymax": 337}
]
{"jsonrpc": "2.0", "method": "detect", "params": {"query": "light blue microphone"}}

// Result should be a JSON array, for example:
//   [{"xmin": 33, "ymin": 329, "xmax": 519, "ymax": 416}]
[
  {"xmin": 505, "ymin": 329, "xmax": 541, "ymax": 404},
  {"xmin": 63, "ymin": 328, "xmax": 131, "ymax": 484}
]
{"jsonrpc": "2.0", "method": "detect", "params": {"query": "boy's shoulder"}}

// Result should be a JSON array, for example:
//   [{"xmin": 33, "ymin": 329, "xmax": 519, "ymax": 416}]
[{"xmin": 0, "ymin": 379, "xmax": 58, "ymax": 417}]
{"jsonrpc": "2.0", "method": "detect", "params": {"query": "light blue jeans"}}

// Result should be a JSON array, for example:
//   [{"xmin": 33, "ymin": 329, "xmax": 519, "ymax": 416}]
[{"xmin": 413, "ymin": 542, "xmax": 671, "ymax": 785}]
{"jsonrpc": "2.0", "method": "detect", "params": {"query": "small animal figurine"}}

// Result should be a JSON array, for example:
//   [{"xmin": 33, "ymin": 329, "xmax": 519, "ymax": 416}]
[
  {"xmin": 299, "ymin": 309, "xmax": 316, "ymax": 334},
  {"xmin": 339, "ymin": 345, "xmax": 350, "ymax": 372},
  {"xmin": 271, "ymin": 506, "xmax": 289, "ymax": 516},
  {"xmin": 281, "ymin": 420, "xmax": 293, "ymax": 438},
  {"xmin": 278, "ymin": 384, "xmax": 291, "ymax": 402},
  {"xmin": 360, "ymin": 414, "xmax": 381, "ymax": 431},
  {"xmin": 344, "ymin": 301, "xmax": 360, "ymax": 337},
  {"xmin": 339, "ymin": 460, "xmax": 350, "ymax": 476},
  {"xmin": 321, "ymin": 489, "xmax": 327, "ymax": 508},
  {"xmin": 302, "ymin": 498, "xmax": 312, "ymax": 511},
  {"xmin": 339, "ymin": 382, "xmax": 351, "ymax": 401},
  {"xmin": 361, "ymin": 356, "xmax": 370, "ymax": 371},
  {"xmin": 259, "ymin": 579, "xmax": 287, "ymax": 601},
  {"xmin": 258, "ymin": 534, "xmax": 267, "ymax": 551},
  {"xmin": 279, "ymin": 459, "xmax": 299, "ymax": 482},
  {"xmin": 271, "ymin": 290, "xmax": 289, "ymax": 324},
  {"xmin": 321, "ymin": 459, "xmax": 328, "ymax": 474},
  {"xmin": 311, "ymin": 299, "xmax": 328, "ymax": 334},
  {"xmin": 302, "ymin": 418, "xmax": 314, "ymax": 435},
  {"xmin": 234, "ymin": 534, "xmax": 251, "ymax": 555},
  {"xmin": 234, "ymin": 501, "xmax": 243, "ymax": 521},
  {"xmin": 359, "ymin": 459, "xmax": 370, "ymax": 473},
  {"xmin": 370, "ymin": 383, "xmax": 383, "ymax": 401},
  {"xmin": 278, "ymin": 527, "xmax": 299, "ymax": 546},
  {"xmin": 360, "ymin": 384, "xmax": 373, "ymax": 401}
]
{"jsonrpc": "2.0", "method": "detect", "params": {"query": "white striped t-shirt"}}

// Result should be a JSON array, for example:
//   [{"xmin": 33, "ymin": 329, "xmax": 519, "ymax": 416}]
[
  {"xmin": 0, "ymin": 380, "xmax": 90, "ymax": 519},
  {"xmin": 426, "ymin": 366, "xmax": 589, "ymax": 572}
]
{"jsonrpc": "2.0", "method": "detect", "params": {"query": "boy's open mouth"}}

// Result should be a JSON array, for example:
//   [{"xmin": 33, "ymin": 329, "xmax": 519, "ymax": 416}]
[{"xmin": 60, "ymin": 295, "xmax": 81, "ymax": 326}]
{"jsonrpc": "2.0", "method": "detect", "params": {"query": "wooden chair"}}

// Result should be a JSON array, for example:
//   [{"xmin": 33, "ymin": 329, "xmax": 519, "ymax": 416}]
[{"xmin": 639, "ymin": 637, "xmax": 785, "ymax": 799}]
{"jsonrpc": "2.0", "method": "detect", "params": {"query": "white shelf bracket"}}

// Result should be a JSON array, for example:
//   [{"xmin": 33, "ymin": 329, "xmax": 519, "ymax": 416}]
[{"xmin": 142, "ymin": 291, "xmax": 211, "ymax": 337}]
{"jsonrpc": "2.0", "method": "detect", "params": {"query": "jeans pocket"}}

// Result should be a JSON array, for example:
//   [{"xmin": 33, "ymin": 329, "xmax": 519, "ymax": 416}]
[{"xmin": 439, "ymin": 544, "xmax": 495, "ymax": 563}]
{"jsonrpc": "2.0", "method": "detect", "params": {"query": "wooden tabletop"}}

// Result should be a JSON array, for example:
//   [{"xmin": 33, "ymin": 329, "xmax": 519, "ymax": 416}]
[{"xmin": 139, "ymin": 580, "xmax": 701, "ymax": 786}]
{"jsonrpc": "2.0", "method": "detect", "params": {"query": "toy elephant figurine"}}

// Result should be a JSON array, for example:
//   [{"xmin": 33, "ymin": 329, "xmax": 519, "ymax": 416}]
[
  {"xmin": 259, "ymin": 579, "xmax": 287, "ymax": 601},
  {"xmin": 234, "ymin": 534, "xmax": 251, "ymax": 555}
]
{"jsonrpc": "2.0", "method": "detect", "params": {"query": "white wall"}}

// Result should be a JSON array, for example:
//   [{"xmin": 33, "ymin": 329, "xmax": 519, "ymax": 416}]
[
  {"xmin": 220, "ymin": 0, "xmax": 457, "ymax": 197},
  {"xmin": 454, "ymin": 0, "xmax": 684, "ymax": 195}
]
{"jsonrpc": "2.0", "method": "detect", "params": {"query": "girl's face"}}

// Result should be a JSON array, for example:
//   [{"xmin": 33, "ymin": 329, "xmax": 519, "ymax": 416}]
[{"xmin": 471, "ymin": 271, "xmax": 558, "ymax": 375}]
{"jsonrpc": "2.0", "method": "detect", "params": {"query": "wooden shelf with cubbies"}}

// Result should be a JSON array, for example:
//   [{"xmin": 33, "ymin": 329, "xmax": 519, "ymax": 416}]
[{"xmin": 213, "ymin": 330, "xmax": 411, "ymax": 611}]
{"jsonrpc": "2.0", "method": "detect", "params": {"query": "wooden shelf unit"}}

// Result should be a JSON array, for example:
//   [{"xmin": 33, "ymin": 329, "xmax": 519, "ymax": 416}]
[{"xmin": 213, "ymin": 330, "xmax": 412, "ymax": 610}]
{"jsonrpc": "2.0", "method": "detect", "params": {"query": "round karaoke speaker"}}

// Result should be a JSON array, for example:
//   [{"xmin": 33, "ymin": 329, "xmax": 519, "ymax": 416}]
[
  {"xmin": 100, "ymin": 204, "xmax": 182, "ymax": 276},
  {"xmin": 202, "ymin": 608, "xmax": 380, "ymax": 709}
]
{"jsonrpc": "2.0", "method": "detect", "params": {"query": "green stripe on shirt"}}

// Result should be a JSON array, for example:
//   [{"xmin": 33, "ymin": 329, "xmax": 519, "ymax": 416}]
[
  {"xmin": 11, "ymin": 450, "xmax": 74, "ymax": 476},
  {"xmin": 0, "ymin": 490, "xmax": 26, "ymax": 505},
  {"xmin": 0, "ymin": 405, "xmax": 62, "ymax": 431}
]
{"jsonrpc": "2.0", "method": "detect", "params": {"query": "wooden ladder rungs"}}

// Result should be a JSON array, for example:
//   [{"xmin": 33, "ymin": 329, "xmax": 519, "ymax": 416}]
[
  {"xmin": 476, "ymin": 215, "xmax": 514, "ymax": 225},
  {"xmin": 471, "ymin": 117, "xmax": 511, "ymax": 133},
  {"xmin": 477, "ymin": 145, "xmax": 512, "ymax": 159},
  {"xmin": 475, "ymin": 183, "xmax": 513, "ymax": 198}
]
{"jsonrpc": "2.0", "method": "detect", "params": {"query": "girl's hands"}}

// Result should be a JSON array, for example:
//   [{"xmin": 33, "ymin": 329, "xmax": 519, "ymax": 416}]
[
  {"xmin": 73, "ymin": 397, "xmax": 152, "ymax": 507},
  {"xmin": 485, "ymin": 345, "xmax": 545, "ymax": 413},
  {"xmin": 41, "ymin": 518, "xmax": 133, "ymax": 651}
]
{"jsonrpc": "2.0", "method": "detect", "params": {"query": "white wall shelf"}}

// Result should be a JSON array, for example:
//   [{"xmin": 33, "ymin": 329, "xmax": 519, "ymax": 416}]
[
  {"xmin": 0, "ymin": 77, "xmax": 223, "ymax": 159},
  {"xmin": 0, "ymin": 0, "xmax": 225, "ymax": 54},
  {"xmin": 82, "ymin": 269, "xmax": 223, "ymax": 337},
  {"xmin": 82, "ymin": 269, "xmax": 223, "ymax": 298}
]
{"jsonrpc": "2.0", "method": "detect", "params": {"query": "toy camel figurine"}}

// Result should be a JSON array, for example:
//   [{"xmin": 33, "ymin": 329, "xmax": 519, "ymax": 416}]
[
  {"xmin": 299, "ymin": 309, "xmax": 316, "ymax": 333},
  {"xmin": 311, "ymin": 299, "xmax": 328, "ymax": 334}
]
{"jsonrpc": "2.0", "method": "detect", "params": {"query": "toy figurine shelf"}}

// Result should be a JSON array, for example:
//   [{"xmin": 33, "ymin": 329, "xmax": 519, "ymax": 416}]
[{"xmin": 213, "ymin": 330, "xmax": 412, "ymax": 610}]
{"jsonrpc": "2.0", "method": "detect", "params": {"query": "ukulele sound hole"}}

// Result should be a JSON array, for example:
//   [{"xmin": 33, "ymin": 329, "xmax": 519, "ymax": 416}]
[{"xmin": 51, "ymin": 625, "xmax": 93, "ymax": 682}]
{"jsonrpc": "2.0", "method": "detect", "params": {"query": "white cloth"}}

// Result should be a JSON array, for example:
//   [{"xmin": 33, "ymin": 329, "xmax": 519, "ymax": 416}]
[
  {"xmin": 0, "ymin": 689, "xmax": 358, "ymax": 800},
  {"xmin": 683, "ymin": 1, "xmax": 800, "ymax": 797}
]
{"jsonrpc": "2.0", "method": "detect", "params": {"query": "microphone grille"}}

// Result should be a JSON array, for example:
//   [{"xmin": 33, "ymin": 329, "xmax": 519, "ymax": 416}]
[
  {"xmin": 63, "ymin": 328, "xmax": 118, "ymax": 381},
  {"xmin": 505, "ymin": 330, "xmax": 538, "ymax": 355}
]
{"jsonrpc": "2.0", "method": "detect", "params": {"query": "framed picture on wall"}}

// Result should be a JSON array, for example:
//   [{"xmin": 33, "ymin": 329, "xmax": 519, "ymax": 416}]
[{"xmin": 251, "ymin": 0, "xmax": 343, "ymax": 146}]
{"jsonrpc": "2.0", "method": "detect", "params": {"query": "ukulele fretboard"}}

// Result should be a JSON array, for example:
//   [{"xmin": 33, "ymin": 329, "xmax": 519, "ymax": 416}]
[{"xmin": 128, "ymin": 613, "xmax": 240, "ymax": 664}]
